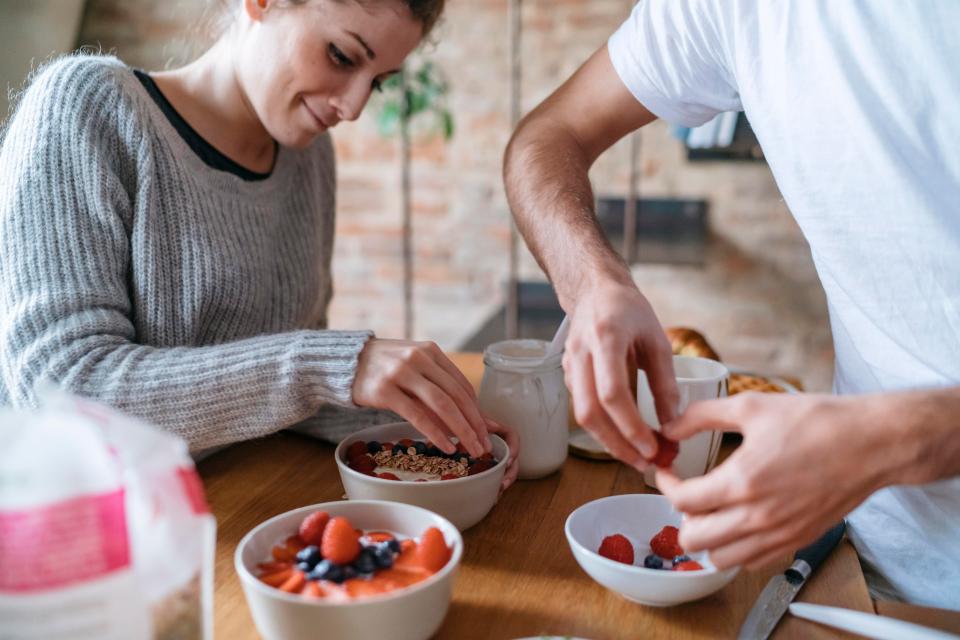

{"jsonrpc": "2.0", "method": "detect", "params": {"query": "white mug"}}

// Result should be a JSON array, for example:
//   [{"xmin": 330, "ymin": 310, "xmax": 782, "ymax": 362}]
[{"xmin": 638, "ymin": 355, "xmax": 728, "ymax": 489}]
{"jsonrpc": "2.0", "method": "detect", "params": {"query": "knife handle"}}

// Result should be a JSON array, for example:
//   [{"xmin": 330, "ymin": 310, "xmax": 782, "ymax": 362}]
[{"xmin": 794, "ymin": 521, "xmax": 846, "ymax": 573}]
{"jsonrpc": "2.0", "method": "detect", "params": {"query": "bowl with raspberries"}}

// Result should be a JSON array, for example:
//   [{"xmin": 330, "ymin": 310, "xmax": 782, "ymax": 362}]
[
  {"xmin": 335, "ymin": 421, "xmax": 509, "ymax": 531},
  {"xmin": 235, "ymin": 500, "xmax": 463, "ymax": 640},
  {"xmin": 564, "ymin": 494, "xmax": 739, "ymax": 607}
]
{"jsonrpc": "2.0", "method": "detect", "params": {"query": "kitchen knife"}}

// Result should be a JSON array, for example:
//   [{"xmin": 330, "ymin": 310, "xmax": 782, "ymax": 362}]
[
  {"xmin": 736, "ymin": 520, "xmax": 847, "ymax": 640},
  {"xmin": 789, "ymin": 602, "xmax": 960, "ymax": 640}
]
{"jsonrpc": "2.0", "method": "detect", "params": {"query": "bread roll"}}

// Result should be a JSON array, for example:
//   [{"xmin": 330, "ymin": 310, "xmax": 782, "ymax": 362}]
[{"xmin": 663, "ymin": 327, "xmax": 721, "ymax": 361}]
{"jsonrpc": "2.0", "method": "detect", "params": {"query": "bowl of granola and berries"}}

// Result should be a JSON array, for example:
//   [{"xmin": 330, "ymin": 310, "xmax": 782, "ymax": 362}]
[
  {"xmin": 564, "ymin": 494, "xmax": 739, "ymax": 606},
  {"xmin": 236, "ymin": 500, "xmax": 462, "ymax": 640},
  {"xmin": 335, "ymin": 422, "xmax": 510, "ymax": 531}
]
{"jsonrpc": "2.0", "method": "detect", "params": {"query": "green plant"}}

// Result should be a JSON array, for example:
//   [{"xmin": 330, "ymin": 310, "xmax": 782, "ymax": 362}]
[{"xmin": 375, "ymin": 59, "xmax": 453, "ymax": 141}]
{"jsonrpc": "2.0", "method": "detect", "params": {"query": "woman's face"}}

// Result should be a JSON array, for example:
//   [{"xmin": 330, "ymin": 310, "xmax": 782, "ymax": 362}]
[{"xmin": 235, "ymin": 0, "xmax": 423, "ymax": 148}]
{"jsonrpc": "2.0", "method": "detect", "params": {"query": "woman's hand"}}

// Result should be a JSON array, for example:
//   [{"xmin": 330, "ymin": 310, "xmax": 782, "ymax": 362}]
[
  {"xmin": 655, "ymin": 392, "xmax": 902, "ymax": 570},
  {"xmin": 485, "ymin": 418, "xmax": 520, "ymax": 495},
  {"xmin": 353, "ymin": 339, "xmax": 491, "ymax": 458}
]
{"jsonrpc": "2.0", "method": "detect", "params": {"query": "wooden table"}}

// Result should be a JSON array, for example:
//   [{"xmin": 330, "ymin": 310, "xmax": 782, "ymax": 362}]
[{"xmin": 198, "ymin": 353, "xmax": 905, "ymax": 639}]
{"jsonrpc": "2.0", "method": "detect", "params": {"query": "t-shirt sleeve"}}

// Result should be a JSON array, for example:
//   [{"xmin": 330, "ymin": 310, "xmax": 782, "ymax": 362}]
[{"xmin": 608, "ymin": 0, "xmax": 741, "ymax": 127}]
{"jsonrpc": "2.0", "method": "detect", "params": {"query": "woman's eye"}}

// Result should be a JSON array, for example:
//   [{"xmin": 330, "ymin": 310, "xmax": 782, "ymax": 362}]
[{"xmin": 328, "ymin": 44, "xmax": 354, "ymax": 68}]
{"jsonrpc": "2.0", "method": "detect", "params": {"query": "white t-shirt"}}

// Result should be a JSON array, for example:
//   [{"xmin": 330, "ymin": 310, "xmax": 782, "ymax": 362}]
[{"xmin": 609, "ymin": 0, "xmax": 960, "ymax": 608}]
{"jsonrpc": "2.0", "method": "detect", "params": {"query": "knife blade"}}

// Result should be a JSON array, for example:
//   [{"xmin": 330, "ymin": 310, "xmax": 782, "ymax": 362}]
[{"xmin": 737, "ymin": 521, "xmax": 847, "ymax": 640}]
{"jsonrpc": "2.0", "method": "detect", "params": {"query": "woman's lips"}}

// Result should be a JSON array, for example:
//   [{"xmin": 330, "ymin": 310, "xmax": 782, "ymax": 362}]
[{"xmin": 302, "ymin": 99, "xmax": 336, "ymax": 130}]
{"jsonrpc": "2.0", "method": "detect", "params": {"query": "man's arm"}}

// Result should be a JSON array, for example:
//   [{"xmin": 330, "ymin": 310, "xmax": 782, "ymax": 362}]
[{"xmin": 503, "ymin": 44, "xmax": 678, "ymax": 466}]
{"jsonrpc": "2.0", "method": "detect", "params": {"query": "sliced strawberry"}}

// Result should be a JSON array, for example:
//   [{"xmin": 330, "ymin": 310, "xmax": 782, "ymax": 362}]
[
  {"xmin": 279, "ymin": 570, "xmax": 307, "ymax": 593},
  {"xmin": 257, "ymin": 561, "xmax": 293, "ymax": 573},
  {"xmin": 260, "ymin": 567, "xmax": 294, "ymax": 587},
  {"xmin": 598, "ymin": 534, "xmax": 634, "ymax": 565},
  {"xmin": 651, "ymin": 432, "xmax": 679, "ymax": 468},
  {"xmin": 321, "ymin": 516, "xmax": 361, "ymax": 565},
  {"xmin": 673, "ymin": 560, "xmax": 703, "ymax": 571},
  {"xmin": 271, "ymin": 544, "xmax": 296, "ymax": 563},
  {"xmin": 299, "ymin": 511, "xmax": 330, "ymax": 547},
  {"xmin": 415, "ymin": 527, "xmax": 451, "ymax": 573},
  {"xmin": 377, "ymin": 472, "xmax": 401, "ymax": 481},
  {"xmin": 468, "ymin": 459, "xmax": 496, "ymax": 475},
  {"xmin": 440, "ymin": 473, "xmax": 459, "ymax": 480},
  {"xmin": 302, "ymin": 581, "xmax": 324, "ymax": 598},
  {"xmin": 650, "ymin": 525, "xmax": 685, "ymax": 559}
]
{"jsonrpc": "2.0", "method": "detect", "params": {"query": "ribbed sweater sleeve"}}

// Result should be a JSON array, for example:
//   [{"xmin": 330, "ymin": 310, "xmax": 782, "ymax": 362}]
[{"xmin": 0, "ymin": 57, "xmax": 376, "ymax": 451}]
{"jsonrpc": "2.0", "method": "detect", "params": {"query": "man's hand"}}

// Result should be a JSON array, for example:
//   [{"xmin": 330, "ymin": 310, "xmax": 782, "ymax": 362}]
[
  {"xmin": 353, "ymin": 339, "xmax": 492, "ymax": 458},
  {"xmin": 655, "ymin": 392, "xmax": 899, "ymax": 570},
  {"xmin": 563, "ymin": 280, "xmax": 679, "ymax": 469}
]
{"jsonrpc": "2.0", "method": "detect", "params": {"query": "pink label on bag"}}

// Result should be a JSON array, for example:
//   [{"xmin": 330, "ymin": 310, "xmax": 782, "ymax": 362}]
[
  {"xmin": 176, "ymin": 466, "xmax": 211, "ymax": 515},
  {"xmin": 0, "ymin": 489, "xmax": 129, "ymax": 593}
]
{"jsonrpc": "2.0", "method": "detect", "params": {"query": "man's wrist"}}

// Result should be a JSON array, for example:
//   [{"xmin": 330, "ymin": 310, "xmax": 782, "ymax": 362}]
[{"xmin": 556, "ymin": 260, "xmax": 635, "ymax": 311}]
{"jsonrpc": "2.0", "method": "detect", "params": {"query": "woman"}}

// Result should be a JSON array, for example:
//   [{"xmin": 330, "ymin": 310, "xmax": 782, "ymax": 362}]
[{"xmin": 0, "ymin": 0, "xmax": 517, "ymax": 488}]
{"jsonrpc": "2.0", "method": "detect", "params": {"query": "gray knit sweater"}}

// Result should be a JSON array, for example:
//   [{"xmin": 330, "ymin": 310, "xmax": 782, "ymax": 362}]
[{"xmin": 0, "ymin": 55, "xmax": 395, "ymax": 452}]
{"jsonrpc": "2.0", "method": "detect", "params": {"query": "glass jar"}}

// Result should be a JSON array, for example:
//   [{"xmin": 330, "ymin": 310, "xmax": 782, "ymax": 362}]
[{"xmin": 478, "ymin": 339, "xmax": 568, "ymax": 479}]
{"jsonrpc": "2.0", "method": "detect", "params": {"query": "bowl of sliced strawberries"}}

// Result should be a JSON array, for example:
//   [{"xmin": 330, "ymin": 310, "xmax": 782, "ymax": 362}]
[
  {"xmin": 235, "ymin": 500, "xmax": 462, "ymax": 640},
  {"xmin": 564, "ymin": 494, "xmax": 738, "ymax": 607}
]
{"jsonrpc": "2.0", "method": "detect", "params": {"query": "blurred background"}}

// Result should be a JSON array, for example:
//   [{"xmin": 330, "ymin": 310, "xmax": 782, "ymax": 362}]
[{"xmin": 0, "ymin": 0, "xmax": 834, "ymax": 391}]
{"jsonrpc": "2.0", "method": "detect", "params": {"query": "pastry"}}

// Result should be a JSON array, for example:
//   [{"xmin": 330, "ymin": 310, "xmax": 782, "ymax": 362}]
[{"xmin": 663, "ymin": 327, "xmax": 721, "ymax": 361}]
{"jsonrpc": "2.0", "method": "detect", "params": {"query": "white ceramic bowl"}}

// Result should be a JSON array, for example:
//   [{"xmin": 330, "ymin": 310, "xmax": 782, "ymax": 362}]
[
  {"xmin": 335, "ymin": 422, "xmax": 509, "ymax": 531},
  {"xmin": 236, "ymin": 500, "xmax": 463, "ymax": 640},
  {"xmin": 565, "ymin": 494, "xmax": 739, "ymax": 607}
]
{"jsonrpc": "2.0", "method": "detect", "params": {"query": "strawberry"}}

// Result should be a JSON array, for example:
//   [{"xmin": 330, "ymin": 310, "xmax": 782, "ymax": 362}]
[
  {"xmin": 271, "ymin": 544, "xmax": 297, "ymax": 563},
  {"xmin": 346, "ymin": 441, "xmax": 368, "ymax": 460},
  {"xmin": 322, "ymin": 516, "xmax": 361, "ymax": 565},
  {"xmin": 302, "ymin": 581, "xmax": 324, "ymax": 598},
  {"xmin": 672, "ymin": 560, "xmax": 703, "ymax": 571},
  {"xmin": 650, "ymin": 525, "xmax": 684, "ymax": 559},
  {"xmin": 479, "ymin": 452, "xmax": 494, "ymax": 462},
  {"xmin": 279, "ymin": 570, "xmax": 307, "ymax": 593},
  {"xmin": 397, "ymin": 438, "xmax": 415, "ymax": 448},
  {"xmin": 651, "ymin": 432, "xmax": 679, "ymax": 468},
  {"xmin": 299, "ymin": 511, "xmax": 331, "ymax": 547},
  {"xmin": 454, "ymin": 441, "xmax": 468, "ymax": 455},
  {"xmin": 257, "ymin": 561, "xmax": 293, "ymax": 573},
  {"xmin": 377, "ymin": 472, "xmax": 401, "ymax": 481},
  {"xmin": 440, "ymin": 473, "xmax": 459, "ymax": 480},
  {"xmin": 382, "ymin": 442, "xmax": 395, "ymax": 450},
  {"xmin": 598, "ymin": 534, "xmax": 634, "ymax": 565},
  {"xmin": 415, "ymin": 527, "xmax": 451, "ymax": 572},
  {"xmin": 348, "ymin": 454, "xmax": 376, "ymax": 474},
  {"xmin": 260, "ymin": 567, "xmax": 294, "ymax": 587}
]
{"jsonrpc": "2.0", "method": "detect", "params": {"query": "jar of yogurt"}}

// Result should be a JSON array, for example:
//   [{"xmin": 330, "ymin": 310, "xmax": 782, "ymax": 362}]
[{"xmin": 478, "ymin": 339, "xmax": 568, "ymax": 479}]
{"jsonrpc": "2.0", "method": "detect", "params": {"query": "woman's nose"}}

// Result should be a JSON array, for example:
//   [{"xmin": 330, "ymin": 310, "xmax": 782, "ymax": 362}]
[{"xmin": 330, "ymin": 78, "xmax": 373, "ymax": 122}]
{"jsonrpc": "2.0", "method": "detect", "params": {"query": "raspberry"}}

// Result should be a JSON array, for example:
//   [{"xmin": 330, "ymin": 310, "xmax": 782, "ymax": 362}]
[
  {"xmin": 346, "ymin": 441, "xmax": 367, "ymax": 460},
  {"xmin": 468, "ymin": 459, "xmax": 496, "ymax": 475},
  {"xmin": 598, "ymin": 533, "xmax": 635, "ymax": 565},
  {"xmin": 651, "ymin": 432, "xmax": 679, "ymax": 468},
  {"xmin": 321, "ymin": 517, "xmax": 361, "ymax": 565},
  {"xmin": 440, "ymin": 474, "xmax": 459, "ymax": 480},
  {"xmin": 672, "ymin": 560, "xmax": 703, "ymax": 571},
  {"xmin": 649, "ymin": 525, "xmax": 684, "ymax": 559},
  {"xmin": 298, "ymin": 511, "xmax": 330, "ymax": 547},
  {"xmin": 348, "ymin": 454, "xmax": 376, "ymax": 474}
]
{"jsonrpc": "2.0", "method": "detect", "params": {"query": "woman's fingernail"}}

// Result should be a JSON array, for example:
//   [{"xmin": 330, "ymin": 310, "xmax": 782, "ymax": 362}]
[{"xmin": 639, "ymin": 441, "xmax": 655, "ymax": 458}]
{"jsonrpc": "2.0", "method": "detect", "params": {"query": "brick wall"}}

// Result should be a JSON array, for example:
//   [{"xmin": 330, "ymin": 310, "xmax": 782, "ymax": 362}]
[{"xmin": 75, "ymin": 0, "xmax": 835, "ymax": 391}]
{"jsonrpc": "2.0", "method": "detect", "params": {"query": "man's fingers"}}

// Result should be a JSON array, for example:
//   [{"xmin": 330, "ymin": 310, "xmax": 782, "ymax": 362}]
[
  {"xmin": 568, "ymin": 353, "xmax": 647, "ymax": 468},
  {"xmin": 662, "ymin": 396, "xmax": 744, "ymax": 441},
  {"xmin": 656, "ymin": 453, "xmax": 750, "ymax": 515},
  {"xmin": 639, "ymin": 336, "xmax": 680, "ymax": 424},
  {"xmin": 384, "ymin": 389, "xmax": 456, "ymax": 453},
  {"xmin": 593, "ymin": 343, "xmax": 657, "ymax": 458},
  {"xmin": 679, "ymin": 499, "xmax": 795, "ymax": 553}
]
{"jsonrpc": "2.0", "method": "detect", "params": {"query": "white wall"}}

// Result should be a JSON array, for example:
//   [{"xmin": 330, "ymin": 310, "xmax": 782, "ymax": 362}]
[{"xmin": 0, "ymin": 0, "xmax": 87, "ymax": 122}]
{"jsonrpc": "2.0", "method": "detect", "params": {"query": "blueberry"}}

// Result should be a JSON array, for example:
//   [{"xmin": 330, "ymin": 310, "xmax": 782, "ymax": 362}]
[
  {"xmin": 393, "ymin": 446, "xmax": 405, "ymax": 456},
  {"xmin": 373, "ymin": 545, "xmax": 395, "ymax": 569},
  {"xmin": 367, "ymin": 440, "xmax": 382, "ymax": 454},
  {"xmin": 353, "ymin": 549, "xmax": 377, "ymax": 575},
  {"xmin": 295, "ymin": 545, "xmax": 321, "ymax": 568},
  {"xmin": 643, "ymin": 555, "xmax": 664, "ymax": 570},
  {"xmin": 673, "ymin": 555, "xmax": 691, "ymax": 565},
  {"xmin": 414, "ymin": 441, "xmax": 427, "ymax": 455},
  {"xmin": 309, "ymin": 560, "xmax": 344, "ymax": 583},
  {"xmin": 297, "ymin": 561, "xmax": 313, "ymax": 572},
  {"xmin": 426, "ymin": 446, "xmax": 443, "ymax": 457},
  {"xmin": 384, "ymin": 538, "xmax": 401, "ymax": 554},
  {"xmin": 342, "ymin": 565, "xmax": 357, "ymax": 581}
]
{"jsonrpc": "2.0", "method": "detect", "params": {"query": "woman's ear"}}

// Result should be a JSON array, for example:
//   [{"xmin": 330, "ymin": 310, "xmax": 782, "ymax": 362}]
[{"xmin": 243, "ymin": 0, "xmax": 268, "ymax": 22}]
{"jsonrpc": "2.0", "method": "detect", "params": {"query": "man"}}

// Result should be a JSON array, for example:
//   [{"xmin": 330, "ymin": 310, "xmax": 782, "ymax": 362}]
[{"xmin": 503, "ymin": 0, "xmax": 959, "ymax": 608}]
